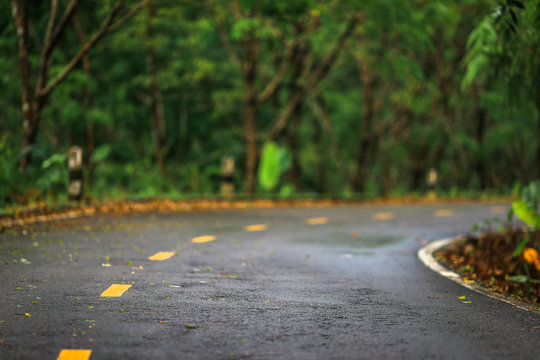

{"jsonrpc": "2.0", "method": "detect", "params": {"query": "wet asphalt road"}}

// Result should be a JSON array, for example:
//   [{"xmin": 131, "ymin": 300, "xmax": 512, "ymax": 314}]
[{"xmin": 0, "ymin": 203, "xmax": 539, "ymax": 359}]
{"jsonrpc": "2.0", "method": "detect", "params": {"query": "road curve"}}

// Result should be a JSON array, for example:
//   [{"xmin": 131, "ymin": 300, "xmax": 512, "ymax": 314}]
[{"xmin": 0, "ymin": 203, "xmax": 538, "ymax": 359}]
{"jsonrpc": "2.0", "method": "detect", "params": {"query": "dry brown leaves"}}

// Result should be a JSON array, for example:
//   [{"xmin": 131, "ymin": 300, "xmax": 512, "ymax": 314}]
[{"xmin": 437, "ymin": 229, "xmax": 540, "ymax": 303}]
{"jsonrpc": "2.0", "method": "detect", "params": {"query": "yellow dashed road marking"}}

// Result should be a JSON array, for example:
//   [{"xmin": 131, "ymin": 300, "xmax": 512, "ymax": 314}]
[
  {"xmin": 490, "ymin": 206, "xmax": 506, "ymax": 214},
  {"xmin": 191, "ymin": 235, "xmax": 216, "ymax": 243},
  {"xmin": 57, "ymin": 349, "xmax": 92, "ymax": 360},
  {"xmin": 100, "ymin": 284, "xmax": 132, "ymax": 297},
  {"xmin": 244, "ymin": 224, "xmax": 267, "ymax": 232},
  {"xmin": 148, "ymin": 252, "xmax": 175, "ymax": 261},
  {"xmin": 306, "ymin": 217, "xmax": 328, "ymax": 225},
  {"xmin": 373, "ymin": 212, "xmax": 394, "ymax": 221},
  {"xmin": 434, "ymin": 209, "xmax": 454, "ymax": 217}
]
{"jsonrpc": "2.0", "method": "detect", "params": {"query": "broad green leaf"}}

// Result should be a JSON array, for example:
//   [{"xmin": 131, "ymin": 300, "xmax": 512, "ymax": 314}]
[
  {"xmin": 258, "ymin": 142, "xmax": 285, "ymax": 191},
  {"xmin": 512, "ymin": 201, "xmax": 540, "ymax": 228},
  {"xmin": 508, "ymin": 275, "xmax": 529, "ymax": 283}
]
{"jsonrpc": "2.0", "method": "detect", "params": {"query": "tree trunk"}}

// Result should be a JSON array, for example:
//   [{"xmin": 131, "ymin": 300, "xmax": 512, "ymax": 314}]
[
  {"xmin": 352, "ymin": 61, "xmax": 376, "ymax": 192},
  {"xmin": 74, "ymin": 7, "xmax": 95, "ymax": 187},
  {"xmin": 12, "ymin": 0, "xmax": 148, "ymax": 169},
  {"xmin": 315, "ymin": 115, "xmax": 326, "ymax": 193},
  {"xmin": 146, "ymin": 0, "xmax": 166, "ymax": 176},
  {"xmin": 285, "ymin": 25, "xmax": 308, "ymax": 189},
  {"xmin": 243, "ymin": 37, "xmax": 259, "ymax": 195},
  {"xmin": 12, "ymin": 0, "xmax": 37, "ymax": 169}
]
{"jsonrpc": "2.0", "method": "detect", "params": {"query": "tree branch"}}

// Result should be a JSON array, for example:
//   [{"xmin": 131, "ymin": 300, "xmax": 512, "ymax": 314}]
[
  {"xmin": 307, "ymin": 96, "xmax": 353, "ymax": 184},
  {"xmin": 40, "ymin": 0, "xmax": 148, "ymax": 98},
  {"xmin": 256, "ymin": 39, "xmax": 299, "ymax": 105},
  {"xmin": 49, "ymin": 0, "xmax": 81, "ymax": 50},
  {"xmin": 266, "ymin": 13, "xmax": 361, "ymax": 141},
  {"xmin": 208, "ymin": 0, "xmax": 243, "ymax": 75},
  {"xmin": 105, "ymin": 0, "xmax": 150, "ymax": 34},
  {"xmin": 35, "ymin": 0, "xmax": 59, "ymax": 96},
  {"xmin": 36, "ymin": 0, "xmax": 81, "ymax": 96}
]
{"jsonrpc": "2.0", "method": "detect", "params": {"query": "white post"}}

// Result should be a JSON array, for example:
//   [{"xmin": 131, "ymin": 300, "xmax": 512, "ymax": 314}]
[
  {"xmin": 68, "ymin": 146, "xmax": 83, "ymax": 201},
  {"xmin": 221, "ymin": 156, "xmax": 235, "ymax": 198}
]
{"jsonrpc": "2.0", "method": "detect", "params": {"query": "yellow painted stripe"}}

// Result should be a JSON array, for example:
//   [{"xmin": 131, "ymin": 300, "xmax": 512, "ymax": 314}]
[
  {"xmin": 191, "ymin": 235, "xmax": 216, "ymax": 243},
  {"xmin": 434, "ymin": 209, "xmax": 454, "ymax": 217},
  {"xmin": 373, "ymin": 212, "xmax": 394, "ymax": 221},
  {"xmin": 306, "ymin": 217, "xmax": 328, "ymax": 225},
  {"xmin": 148, "ymin": 251, "xmax": 175, "ymax": 261},
  {"xmin": 244, "ymin": 224, "xmax": 267, "ymax": 232},
  {"xmin": 490, "ymin": 206, "xmax": 506, "ymax": 214},
  {"xmin": 57, "ymin": 349, "xmax": 92, "ymax": 360},
  {"xmin": 100, "ymin": 284, "xmax": 132, "ymax": 297}
]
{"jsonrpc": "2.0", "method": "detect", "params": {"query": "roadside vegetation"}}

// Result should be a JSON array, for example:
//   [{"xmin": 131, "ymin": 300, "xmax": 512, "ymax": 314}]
[
  {"xmin": 1, "ymin": 0, "xmax": 539, "ymax": 210},
  {"xmin": 438, "ymin": 181, "xmax": 540, "ymax": 305}
]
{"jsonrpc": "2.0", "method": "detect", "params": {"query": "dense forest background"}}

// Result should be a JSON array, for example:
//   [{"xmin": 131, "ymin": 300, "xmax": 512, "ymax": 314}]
[{"xmin": 1, "ymin": 0, "xmax": 539, "ymax": 205}]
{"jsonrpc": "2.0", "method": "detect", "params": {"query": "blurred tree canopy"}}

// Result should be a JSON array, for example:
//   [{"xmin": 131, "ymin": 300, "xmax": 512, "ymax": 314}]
[{"xmin": 1, "ymin": 0, "xmax": 539, "ymax": 204}]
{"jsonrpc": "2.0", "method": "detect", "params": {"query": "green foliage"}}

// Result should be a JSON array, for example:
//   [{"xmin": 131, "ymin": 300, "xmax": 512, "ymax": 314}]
[
  {"xmin": 91, "ymin": 144, "xmax": 113, "ymax": 163},
  {"xmin": 1, "ymin": 0, "xmax": 539, "ymax": 205},
  {"xmin": 521, "ymin": 180, "xmax": 540, "ymax": 210},
  {"xmin": 512, "ymin": 201, "xmax": 540, "ymax": 228},
  {"xmin": 512, "ymin": 236, "xmax": 529, "ymax": 257},
  {"xmin": 257, "ymin": 142, "xmax": 291, "ymax": 191},
  {"xmin": 508, "ymin": 274, "xmax": 529, "ymax": 283},
  {"xmin": 512, "ymin": 181, "xmax": 540, "ymax": 229},
  {"xmin": 462, "ymin": 18, "xmax": 498, "ymax": 89},
  {"xmin": 0, "ymin": 134, "xmax": 23, "ymax": 205},
  {"xmin": 36, "ymin": 153, "xmax": 68, "ymax": 200}
]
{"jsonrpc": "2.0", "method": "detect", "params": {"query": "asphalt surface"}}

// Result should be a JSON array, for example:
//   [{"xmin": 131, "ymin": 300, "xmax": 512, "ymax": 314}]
[{"xmin": 0, "ymin": 203, "xmax": 538, "ymax": 359}]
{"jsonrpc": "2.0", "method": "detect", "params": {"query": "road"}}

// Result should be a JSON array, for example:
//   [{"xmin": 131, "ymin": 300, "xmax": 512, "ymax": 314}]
[{"xmin": 0, "ymin": 203, "xmax": 538, "ymax": 359}]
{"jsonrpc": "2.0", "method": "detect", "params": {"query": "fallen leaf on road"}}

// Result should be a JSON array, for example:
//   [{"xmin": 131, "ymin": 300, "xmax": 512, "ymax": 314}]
[
  {"xmin": 458, "ymin": 296, "xmax": 466, "ymax": 300},
  {"xmin": 462, "ymin": 300, "xmax": 472, "ymax": 304},
  {"xmin": 101, "ymin": 263, "xmax": 111, "ymax": 267},
  {"xmin": 427, "ymin": 296, "xmax": 440, "ymax": 299},
  {"xmin": 159, "ymin": 320, "xmax": 168, "ymax": 324},
  {"xmin": 185, "ymin": 324, "xmax": 196, "ymax": 329},
  {"xmin": 15, "ymin": 313, "xmax": 31, "ymax": 317},
  {"xmin": 220, "ymin": 273, "xmax": 239, "ymax": 279}
]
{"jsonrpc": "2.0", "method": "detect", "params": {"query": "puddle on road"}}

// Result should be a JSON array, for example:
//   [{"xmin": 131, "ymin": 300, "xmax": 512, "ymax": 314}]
[{"xmin": 293, "ymin": 233, "xmax": 405, "ymax": 252}]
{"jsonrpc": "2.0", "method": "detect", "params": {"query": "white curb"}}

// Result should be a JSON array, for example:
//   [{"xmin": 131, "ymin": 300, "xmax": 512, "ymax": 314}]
[{"xmin": 418, "ymin": 236, "xmax": 540, "ymax": 314}]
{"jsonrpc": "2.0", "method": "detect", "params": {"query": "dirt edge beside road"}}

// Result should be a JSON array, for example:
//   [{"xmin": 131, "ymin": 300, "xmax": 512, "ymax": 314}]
[{"xmin": 418, "ymin": 237, "xmax": 540, "ymax": 314}]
